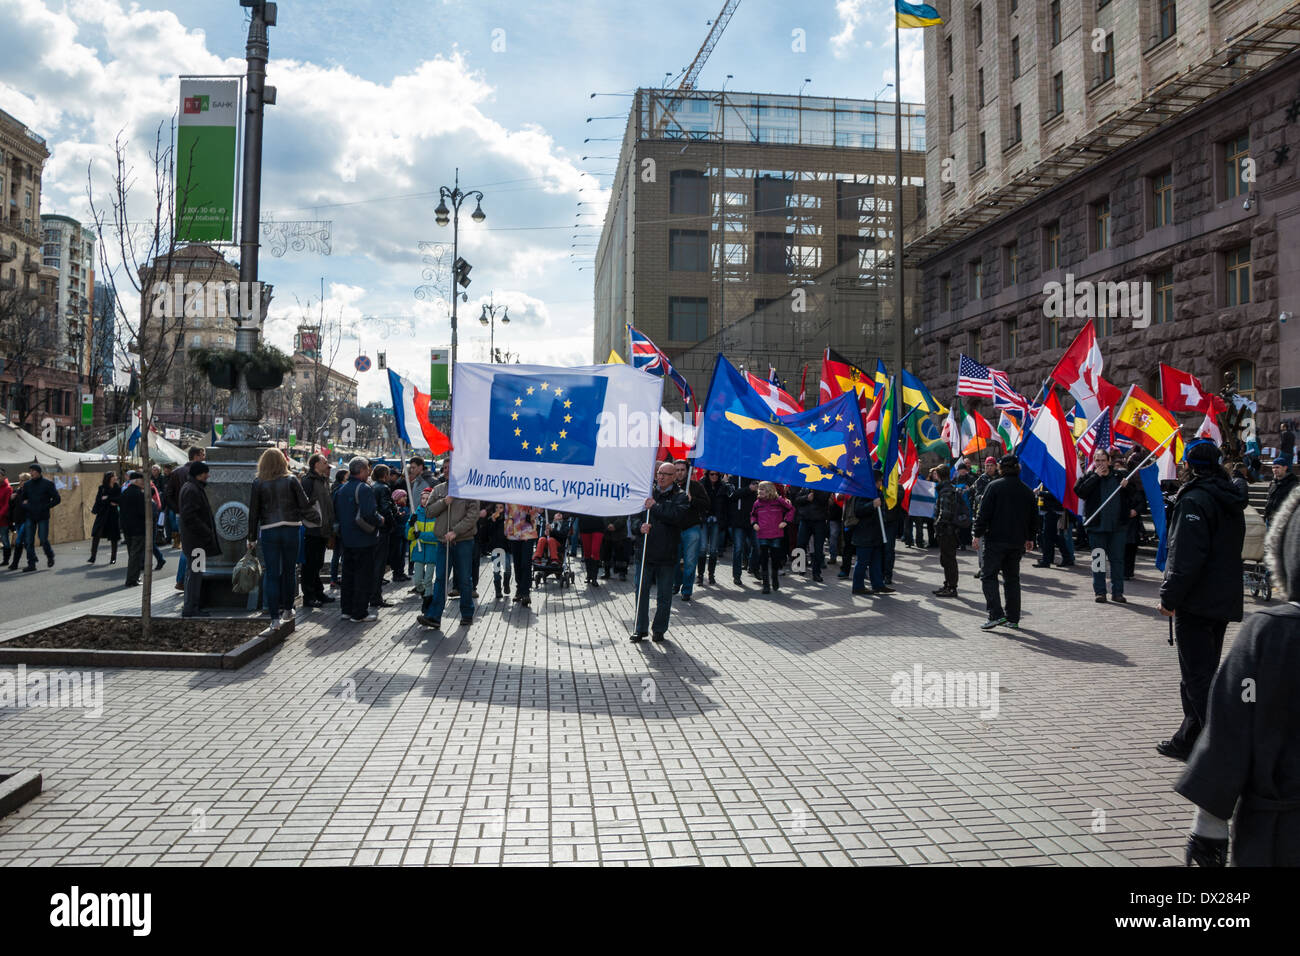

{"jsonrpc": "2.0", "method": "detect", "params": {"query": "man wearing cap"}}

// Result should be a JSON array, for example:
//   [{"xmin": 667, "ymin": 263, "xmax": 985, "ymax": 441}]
[
  {"xmin": 1156, "ymin": 440, "xmax": 1246, "ymax": 761},
  {"xmin": 971, "ymin": 454, "xmax": 1039, "ymax": 630},
  {"xmin": 1075, "ymin": 448, "xmax": 1133, "ymax": 604},
  {"xmin": 119, "ymin": 471, "xmax": 149, "ymax": 587},
  {"xmin": 1265, "ymin": 456, "xmax": 1297, "ymax": 524},
  {"xmin": 178, "ymin": 462, "xmax": 218, "ymax": 617}
]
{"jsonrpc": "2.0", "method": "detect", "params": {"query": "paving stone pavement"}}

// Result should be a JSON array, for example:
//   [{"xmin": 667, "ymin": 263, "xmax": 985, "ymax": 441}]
[{"xmin": 0, "ymin": 542, "xmax": 1254, "ymax": 866}]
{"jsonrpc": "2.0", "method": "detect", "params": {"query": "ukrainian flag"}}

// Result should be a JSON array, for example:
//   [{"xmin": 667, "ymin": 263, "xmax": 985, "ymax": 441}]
[
  {"xmin": 896, "ymin": 1, "xmax": 943, "ymax": 28},
  {"xmin": 874, "ymin": 359, "xmax": 889, "ymax": 394},
  {"xmin": 900, "ymin": 368, "xmax": 948, "ymax": 416}
]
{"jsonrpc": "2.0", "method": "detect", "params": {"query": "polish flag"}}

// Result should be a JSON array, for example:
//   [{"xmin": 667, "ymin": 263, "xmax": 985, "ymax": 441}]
[
  {"xmin": 746, "ymin": 370, "xmax": 803, "ymax": 415},
  {"xmin": 1050, "ymin": 320, "xmax": 1122, "ymax": 422},
  {"xmin": 388, "ymin": 370, "xmax": 451, "ymax": 454}
]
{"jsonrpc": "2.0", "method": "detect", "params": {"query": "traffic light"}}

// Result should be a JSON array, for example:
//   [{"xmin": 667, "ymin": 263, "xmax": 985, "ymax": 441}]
[{"xmin": 454, "ymin": 257, "xmax": 472, "ymax": 289}]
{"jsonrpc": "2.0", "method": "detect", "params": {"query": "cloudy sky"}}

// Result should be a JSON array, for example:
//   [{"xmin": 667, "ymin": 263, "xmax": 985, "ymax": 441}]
[{"xmin": 1, "ymin": 0, "xmax": 925, "ymax": 404}]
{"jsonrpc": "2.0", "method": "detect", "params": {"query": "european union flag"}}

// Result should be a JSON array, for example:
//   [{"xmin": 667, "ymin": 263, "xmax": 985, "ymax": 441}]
[
  {"xmin": 487, "ymin": 371, "xmax": 608, "ymax": 466},
  {"xmin": 693, "ymin": 355, "xmax": 876, "ymax": 497}
]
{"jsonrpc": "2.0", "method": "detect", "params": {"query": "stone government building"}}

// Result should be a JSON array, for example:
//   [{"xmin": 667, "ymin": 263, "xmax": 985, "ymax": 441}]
[{"xmin": 911, "ymin": 0, "xmax": 1300, "ymax": 443}]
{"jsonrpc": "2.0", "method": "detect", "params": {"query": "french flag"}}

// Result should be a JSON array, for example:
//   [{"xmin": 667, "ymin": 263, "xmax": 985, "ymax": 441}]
[
  {"xmin": 1017, "ymin": 388, "xmax": 1080, "ymax": 515},
  {"xmin": 388, "ymin": 370, "xmax": 452, "ymax": 454}
]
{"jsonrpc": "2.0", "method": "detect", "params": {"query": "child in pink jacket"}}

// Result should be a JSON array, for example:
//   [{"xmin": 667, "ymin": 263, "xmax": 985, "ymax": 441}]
[{"xmin": 750, "ymin": 481, "xmax": 794, "ymax": 593}]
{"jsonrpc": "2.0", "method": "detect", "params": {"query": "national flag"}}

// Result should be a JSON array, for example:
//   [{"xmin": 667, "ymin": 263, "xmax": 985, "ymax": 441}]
[
  {"xmin": 1159, "ymin": 363, "xmax": 1227, "ymax": 416},
  {"xmin": 862, "ymin": 384, "xmax": 886, "ymax": 457},
  {"xmin": 900, "ymin": 368, "xmax": 947, "ymax": 415},
  {"xmin": 956, "ymin": 354, "xmax": 996, "ymax": 398},
  {"xmin": 1017, "ymin": 388, "xmax": 1080, "ymax": 515},
  {"xmin": 607, "ymin": 349, "xmax": 626, "ymax": 364},
  {"xmin": 961, "ymin": 408, "xmax": 993, "ymax": 456},
  {"xmin": 628, "ymin": 324, "xmax": 693, "ymax": 406},
  {"xmin": 747, "ymin": 370, "xmax": 803, "ymax": 415},
  {"xmin": 907, "ymin": 478, "xmax": 937, "ymax": 518},
  {"xmin": 658, "ymin": 407, "xmax": 697, "ymax": 461},
  {"xmin": 942, "ymin": 400, "xmax": 963, "ymax": 458},
  {"xmin": 798, "ymin": 363, "xmax": 808, "ymax": 408},
  {"xmin": 1075, "ymin": 408, "xmax": 1112, "ymax": 461},
  {"xmin": 896, "ymin": 0, "xmax": 943, "ymax": 28},
  {"xmin": 1113, "ymin": 385, "xmax": 1185, "ymax": 462},
  {"xmin": 909, "ymin": 411, "xmax": 950, "ymax": 458},
  {"xmin": 127, "ymin": 419, "xmax": 141, "ymax": 452},
  {"xmin": 693, "ymin": 355, "xmax": 876, "ymax": 497},
  {"xmin": 820, "ymin": 347, "xmax": 876, "ymax": 409},
  {"xmin": 996, "ymin": 409, "xmax": 1023, "ymax": 452},
  {"xmin": 877, "ymin": 377, "xmax": 904, "ymax": 508},
  {"xmin": 388, "ymin": 370, "xmax": 452, "ymax": 455},
  {"xmin": 1050, "ymin": 320, "xmax": 1122, "ymax": 422},
  {"xmin": 448, "ymin": 362, "xmax": 661, "ymax": 515},
  {"xmin": 1196, "ymin": 412, "xmax": 1223, "ymax": 445},
  {"xmin": 1139, "ymin": 463, "xmax": 1169, "ymax": 571},
  {"xmin": 991, "ymin": 371, "xmax": 1029, "ymax": 414},
  {"xmin": 874, "ymin": 359, "xmax": 889, "ymax": 395},
  {"xmin": 900, "ymin": 434, "xmax": 921, "ymax": 508}
]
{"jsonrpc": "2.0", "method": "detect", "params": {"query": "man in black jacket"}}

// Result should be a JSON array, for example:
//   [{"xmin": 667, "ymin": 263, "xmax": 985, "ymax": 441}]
[
  {"xmin": 179, "ymin": 463, "xmax": 218, "ymax": 617},
  {"xmin": 700, "ymin": 470, "xmax": 733, "ymax": 585},
  {"xmin": 368, "ymin": 464, "xmax": 396, "ymax": 610},
  {"xmin": 727, "ymin": 476, "xmax": 759, "ymax": 585},
  {"xmin": 932, "ymin": 464, "xmax": 962, "ymax": 597},
  {"xmin": 633, "ymin": 462, "xmax": 690, "ymax": 642},
  {"xmin": 300, "ymin": 453, "xmax": 336, "ymax": 607},
  {"xmin": 1265, "ymin": 456, "xmax": 1298, "ymax": 523},
  {"xmin": 971, "ymin": 454, "xmax": 1040, "ymax": 630},
  {"xmin": 793, "ymin": 486, "xmax": 830, "ymax": 583},
  {"xmin": 167, "ymin": 447, "xmax": 206, "ymax": 590},
  {"xmin": 1075, "ymin": 448, "xmax": 1130, "ymax": 603},
  {"xmin": 15, "ymin": 463, "xmax": 61, "ymax": 572},
  {"xmin": 119, "ymin": 471, "xmax": 148, "ymax": 587},
  {"xmin": 672, "ymin": 458, "xmax": 710, "ymax": 602},
  {"xmin": 1157, "ymin": 439, "xmax": 1246, "ymax": 761}
]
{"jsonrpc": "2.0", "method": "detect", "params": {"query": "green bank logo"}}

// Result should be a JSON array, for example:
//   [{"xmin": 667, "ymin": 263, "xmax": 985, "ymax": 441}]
[{"xmin": 183, "ymin": 95, "xmax": 210, "ymax": 114}]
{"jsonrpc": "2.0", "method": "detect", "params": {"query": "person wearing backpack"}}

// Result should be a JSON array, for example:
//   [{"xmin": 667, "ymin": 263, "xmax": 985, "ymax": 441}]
[{"xmin": 932, "ymin": 464, "xmax": 966, "ymax": 597}]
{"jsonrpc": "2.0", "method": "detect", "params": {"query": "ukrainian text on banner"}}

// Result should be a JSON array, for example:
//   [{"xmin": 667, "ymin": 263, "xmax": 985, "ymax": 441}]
[
  {"xmin": 448, "ymin": 363, "xmax": 661, "ymax": 516},
  {"xmin": 176, "ymin": 78, "xmax": 239, "ymax": 243}
]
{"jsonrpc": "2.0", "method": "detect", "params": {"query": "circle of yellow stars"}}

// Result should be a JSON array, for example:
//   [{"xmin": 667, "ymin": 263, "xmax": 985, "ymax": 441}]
[{"xmin": 504, "ymin": 380, "xmax": 573, "ymax": 458}]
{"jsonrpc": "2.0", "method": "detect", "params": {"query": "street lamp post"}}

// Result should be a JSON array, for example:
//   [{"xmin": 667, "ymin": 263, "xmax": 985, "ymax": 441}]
[
  {"xmin": 479, "ymin": 295, "xmax": 509, "ymax": 363},
  {"xmin": 434, "ymin": 169, "xmax": 485, "ymax": 398}
]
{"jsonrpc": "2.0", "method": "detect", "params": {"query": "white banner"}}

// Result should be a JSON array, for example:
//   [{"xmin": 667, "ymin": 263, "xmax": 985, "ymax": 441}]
[{"xmin": 448, "ymin": 363, "xmax": 661, "ymax": 516}]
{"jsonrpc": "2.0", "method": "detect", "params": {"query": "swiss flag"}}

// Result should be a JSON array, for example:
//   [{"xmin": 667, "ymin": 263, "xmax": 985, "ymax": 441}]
[
  {"xmin": 1160, "ymin": 363, "xmax": 1228, "ymax": 416},
  {"xmin": 1050, "ymin": 320, "xmax": 1122, "ymax": 422}
]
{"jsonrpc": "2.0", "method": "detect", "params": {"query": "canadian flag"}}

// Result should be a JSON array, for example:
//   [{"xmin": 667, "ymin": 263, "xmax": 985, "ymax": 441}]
[
  {"xmin": 1160, "ymin": 363, "xmax": 1228, "ymax": 416},
  {"xmin": 1196, "ymin": 412, "xmax": 1223, "ymax": 445},
  {"xmin": 1050, "ymin": 320, "xmax": 1122, "ymax": 422},
  {"xmin": 745, "ymin": 370, "xmax": 803, "ymax": 415}
]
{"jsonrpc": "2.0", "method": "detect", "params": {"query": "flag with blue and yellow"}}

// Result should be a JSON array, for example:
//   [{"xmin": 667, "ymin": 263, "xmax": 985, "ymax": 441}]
[
  {"xmin": 875, "ymin": 359, "xmax": 889, "ymax": 394},
  {"xmin": 896, "ymin": 1, "xmax": 943, "ymax": 28},
  {"xmin": 694, "ymin": 355, "xmax": 876, "ymax": 498},
  {"xmin": 448, "ymin": 362, "xmax": 662, "ymax": 516},
  {"xmin": 876, "ymin": 376, "xmax": 906, "ymax": 509},
  {"xmin": 900, "ymin": 368, "xmax": 948, "ymax": 415}
]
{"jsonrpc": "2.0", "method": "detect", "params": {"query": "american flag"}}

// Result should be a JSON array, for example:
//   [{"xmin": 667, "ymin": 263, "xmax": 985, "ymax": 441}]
[
  {"xmin": 1076, "ymin": 409, "xmax": 1112, "ymax": 460},
  {"xmin": 956, "ymin": 354, "xmax": 995, "ymax": 398},
  {"xmin": 628, "ymin": 324, "xmax": 694, "ymax": 406}
]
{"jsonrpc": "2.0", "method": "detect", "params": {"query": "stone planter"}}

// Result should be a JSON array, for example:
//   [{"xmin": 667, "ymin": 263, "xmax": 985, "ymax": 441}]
[
  {"xmin": 206, "ymin": 361, "xmax": 239, "ymax": 391},
  {"xmin": 244, "ymin": 365, "xmax": 285, "ymax": 390}
]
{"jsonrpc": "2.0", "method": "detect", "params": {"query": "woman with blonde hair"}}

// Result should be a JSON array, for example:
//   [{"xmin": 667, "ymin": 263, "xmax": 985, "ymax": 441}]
[
  {"xmin": 750, "ymin": 480, "xmax": 794, "ymax": 593},
  {"xmin": 248, "ymin": 447, "xmax": 311, "ymax": 625}
]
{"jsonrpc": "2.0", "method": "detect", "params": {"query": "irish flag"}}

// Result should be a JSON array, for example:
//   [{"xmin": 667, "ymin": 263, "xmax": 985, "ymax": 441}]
[{"xmin": 388, "ymin": 370, "xmax": 451, "ymax": 454}]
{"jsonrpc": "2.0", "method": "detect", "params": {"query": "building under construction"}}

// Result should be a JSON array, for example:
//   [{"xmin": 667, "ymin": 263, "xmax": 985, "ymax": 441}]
[{"xmin": 592, "ymin": 88, "xmax": 927, "ymax": 404}]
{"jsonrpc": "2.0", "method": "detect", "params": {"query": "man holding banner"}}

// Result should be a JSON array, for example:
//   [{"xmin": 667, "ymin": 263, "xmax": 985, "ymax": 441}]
[{"xmin": 632, "ymin": 462, "xmax": 691, "ymax": 642}]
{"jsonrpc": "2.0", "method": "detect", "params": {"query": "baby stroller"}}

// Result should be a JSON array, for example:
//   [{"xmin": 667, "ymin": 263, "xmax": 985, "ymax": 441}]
[
  {"xmin": 1242, "ymin": 507, "xmax": 1271, "ymax": 601},
  {"xmin": 533, "ymin": 511, "xmax": 577, "ymax": 589}
]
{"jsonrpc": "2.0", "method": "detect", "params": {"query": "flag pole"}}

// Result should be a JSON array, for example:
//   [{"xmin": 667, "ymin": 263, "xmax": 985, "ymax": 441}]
[
  {"xmin": 1080, "ymin": 427, "xmax": 1181, "ymax": 527},
  {"xmin": 893, "ymin": 16, "xmax": 907, "ymax": 380}
]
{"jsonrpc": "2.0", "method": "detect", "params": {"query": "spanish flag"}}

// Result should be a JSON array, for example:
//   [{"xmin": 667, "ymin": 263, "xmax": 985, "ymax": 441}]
[
  {"xmin": 896, "ymin": 1, "xmax": 943, "ymax": 28},
  {"xmin": 1113, "ymin": 385, "xmax": 1185, "ymax": 461}
]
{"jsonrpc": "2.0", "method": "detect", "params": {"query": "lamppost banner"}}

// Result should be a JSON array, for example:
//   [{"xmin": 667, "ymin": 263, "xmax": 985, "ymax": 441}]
[
  {"xmin": 176, "ymin": 78, "xmax": 239, "ymax": 242},
  {"xmin": 430, "ymin": 348, "xmax": 450, "ymax": 401},
  {"xmin": 80, "ymin": 395, "xmax": 93, "ymax": 428}
]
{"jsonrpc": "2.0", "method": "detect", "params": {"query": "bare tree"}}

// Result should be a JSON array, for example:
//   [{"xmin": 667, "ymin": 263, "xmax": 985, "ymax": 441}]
[
  {"xmin": 87, "ymin": 123, "xmax": 207, "ymax": 637},
  {"xmin": 287, "ymin": 295, "xmax": 347, "ymax": 456},
  {"xmin": 0, "ymin": 284, "xmax": 59, "ymax": 428}
]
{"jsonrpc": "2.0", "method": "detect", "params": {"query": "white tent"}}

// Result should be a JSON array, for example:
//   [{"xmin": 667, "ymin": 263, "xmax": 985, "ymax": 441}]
[
  {"xmin": 0, "ymin": 417, "xmax": 89, "ymax": 473},
  {"xmin": 83, "ymin": 428, "xmax": 190, "ymax": 466}
]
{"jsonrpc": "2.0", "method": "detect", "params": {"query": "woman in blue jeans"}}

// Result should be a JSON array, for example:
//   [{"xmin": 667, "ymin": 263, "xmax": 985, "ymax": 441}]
[{"xmin": 247, "ymin": 448, "xmax": 311, "ymax": 625}]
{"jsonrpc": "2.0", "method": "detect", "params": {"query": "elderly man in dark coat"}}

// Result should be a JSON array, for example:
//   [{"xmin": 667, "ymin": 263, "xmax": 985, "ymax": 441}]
[
  {"xmin": 179, "ymin": 462, "xmax": 219, "ymax": 617},
  {"xmin": 1175, "ymin": 482, "xmax": 1300, "ymax": 866}
]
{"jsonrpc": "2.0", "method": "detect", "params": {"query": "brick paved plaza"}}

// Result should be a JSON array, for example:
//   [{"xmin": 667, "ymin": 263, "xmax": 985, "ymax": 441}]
[{"xmin": 0, "ymin": 543, "xmax": 1231, "ymax": 867}]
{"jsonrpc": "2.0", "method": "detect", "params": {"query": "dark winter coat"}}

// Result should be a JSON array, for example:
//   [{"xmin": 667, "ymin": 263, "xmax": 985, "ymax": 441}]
[
  {"xmin": 934, "ymin": 479, "xmax": 962, "ymax": 533},
  {"xmin": 850, "ymin": 496, "xmax": 887, "ymax": 547},
  {"xmin": 119, "ymin": 483, "xmax": 147, "ymax": 538},
  {"xmin": 702, "ymin": 477, "xmax": 734, "ymax": 525},
  {"xmin": 972, "ymin": 474, "xmax": 1040, "ymax": 547},
  {"xmin": 16, "ymin": 475, "xmax": 61, "ymax": 523},
  {"xmin": 1075, "ymin": 470, "xmax": 1128, "ymax": 533},
  {"xmin": 1266, "ymin": 472, "xmax": 1298, "ymax": 523},
  {"xmin": 300, "ymin": 471, "xmax": 335, "ymax": 539},
  {"xmin": 91, "ymin": 483, "xmax": 122, "ymax": 540},
  {"xmin": 793, "ymin": 488, "xmax": 831, "ymax": 523},
  {"xmin": 638, "ymin": 483, "xmax": 690, "ymax": 564},
  {"xmin": 179, "ymin": 475, "xmax": 219, "ymax": 558},
  {"xmin": 334, "ymin": 477, "xmax": 380, "ymax": 549},
  {"xmin": 727, "ymin": 481, "xmax": 759, "ymax": 531},
  {"xmin": 576, "ymin": 513, "xmax": 605, "ymax": 535},
  {"xmin": 248, "ymin": 475, "xmax": 310, "ymax": 538},
  {"xmin": 1159, "ymin": 470, "xmax": 1246, "ymax": 622},
  {"xmin": 678, "ymin": 479, "xmax": 710, "ymax": 530}
]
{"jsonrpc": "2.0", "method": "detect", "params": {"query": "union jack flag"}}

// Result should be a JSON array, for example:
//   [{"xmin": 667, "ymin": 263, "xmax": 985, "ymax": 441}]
[
  {"xmin": 1076, "ymin": 409, "xmax": 1112, "ymax": 460},
  {"xmin": 991, "ymin": 370, "xmax": 1030, "ymax": 414},
  {"xmin": 628, "ymin": 324, "xmax": 694, "ymax": 406}
]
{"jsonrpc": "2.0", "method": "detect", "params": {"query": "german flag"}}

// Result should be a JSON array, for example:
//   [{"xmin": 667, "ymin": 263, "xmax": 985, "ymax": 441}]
[{"xmin": 819, "ymin": 347, "xmax": 877, "ymax": 411}]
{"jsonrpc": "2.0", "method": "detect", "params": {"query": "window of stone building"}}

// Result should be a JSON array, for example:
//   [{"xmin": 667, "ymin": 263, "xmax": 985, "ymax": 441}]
[
  {"xmin": 669, "ymin": 296, "xmax": 709, "ymax": 342},
  {"xmin": 1010, "ymin": 0, "xmax": 1018, "ymax": 10},
  {"xmin": 969, "ymin": 258, "xmax": 984, "ymax": 300},
  {"xmin": 1152, "ymin": 268, "xmax": 1174, "ymax": 324},
  {"xmin": 967, "ymin": 330, "xmax": 981, "ymax": 362},
  {"xmin": 1011, "ymin": 104, "xmax": 1023, "ymax": 144},
  {"xmin": 1044, "ymin": 315, "xmax": 1062, "ymax": 349},
  {"xmin": 977, "ymin": 132, "xmax": 987, "ymax": 170},
  {"xmin": 1050, "ymin": 1, "xmax": 1061, "ymax": 45},
  {"xmin": 1151, "ymin": 169, "xmax": 1173, "ymax": 227},
  {"xmin": 1091, "ymin": 198, "xmax": 1111, "ymax": 252},
  {"xmin": 1158, "ymin": 0, "xmax": 1177, "ymax": 42},
  {"xmin": 1004, "ymin": 321, "xmax": 1019, "ymax": 359},
  {"xmin": 1100, "ymin": 33, "xmax": 1115, "ymax": 82},
  {"xmin": 755, "ymin": 232, "xmax": 790, "ymax": 273},
  {"xmin": 1223, "ymin": 358, "xmax": 1254, "ymax": 403},
  {"xmin": 1222, "ymin": 133, "xmax": 1251, "ymax": 201},
  {"xmin": 669, "ymin": 229, "xmax": 709, "ymax": 271},
  {"xmin": 945, "ymin": 35, "xmax": 953, "ymax": 74},
  {"xmin": 1051, "ymin": 73, "xmax": 1065, "ymax": 117},
  {"xmin": 1043, "ymin": 220, "xmax": 1061, "ymax": 271},
  {"xmin": 1003, "ymin": 241, "xmax": 1019, "ymax": 285},
  {"xmin": 948, "ymin": 94, "xmax": 955, "ymax": 133},
  {"xmin": 974, "ymin": 4, "xmax": 984, "ymax": 45},
  {"xmin": 1011, "ymin": 37, "xmax": 1021, "ymax": 79},
  {"xmin": 669, "ymin": 170, "xmax": 709, "ymax": 215},
  {"xmin": 978, "ymin": 69, "xmax": 985, "ymax": 109},
  {"xmin": 944, "ymin": 341, "xmax": 958, "ymax": 374},
  {"xmin": 940, "ymin": 273, "xmax": 951, "ymax": 311},
  {"xmin": 1224, "ymin": 244, "xmax": 1251, "ymax": 306}
]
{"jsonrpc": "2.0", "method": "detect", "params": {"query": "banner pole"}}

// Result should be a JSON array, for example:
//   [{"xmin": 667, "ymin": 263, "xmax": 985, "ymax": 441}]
[
  {"xmin": 1081, "ymin": 428, "xmax": 1180, "ymax": 528},
  {"xmin": 632, "ymin": 503, "xmax": 651, "ymax": 636}
]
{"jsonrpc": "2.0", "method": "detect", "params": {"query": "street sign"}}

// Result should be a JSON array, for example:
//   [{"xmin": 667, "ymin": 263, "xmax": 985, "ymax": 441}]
[{"xmin": 354, "ymin": 355, "xmax": 372, "ymax": 372}]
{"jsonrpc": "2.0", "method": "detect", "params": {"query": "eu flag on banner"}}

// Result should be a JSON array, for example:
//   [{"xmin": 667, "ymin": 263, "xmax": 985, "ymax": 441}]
[
  {"xmin": 487, "ymin": 372, "xmax": 608, "ymax": 466},
  {"xmin": 693, "ymin": 355, "xmax": 876, "ymax": 497}
]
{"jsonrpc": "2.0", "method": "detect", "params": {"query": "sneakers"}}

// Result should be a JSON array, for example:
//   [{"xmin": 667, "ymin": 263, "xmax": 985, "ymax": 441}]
[
  {"xmin": 630, "ymin": 631, "xmax": 647, "ymax": 643},
  {"xmin": 980, "ymin": 617, "xmax": 1008, "ymax": 630},
  {"xmin": 932, "ymin": 587, "xmax": 957, "ymax": 597},
  {"xmin": 364, "ymin": 611, "xmax": 379, "ymax": 622}
]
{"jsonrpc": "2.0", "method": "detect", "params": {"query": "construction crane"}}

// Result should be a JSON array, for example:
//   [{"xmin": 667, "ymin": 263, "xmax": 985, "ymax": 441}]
[{"xmin": 676, "ymin": 0, "xmax": 741, "ymax": 91}]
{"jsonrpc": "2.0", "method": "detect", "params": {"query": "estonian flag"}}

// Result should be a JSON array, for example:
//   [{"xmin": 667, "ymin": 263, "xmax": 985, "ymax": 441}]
[{"xmin": 896, "ymin": 1, "xmax": 943, "ymax": 28}]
